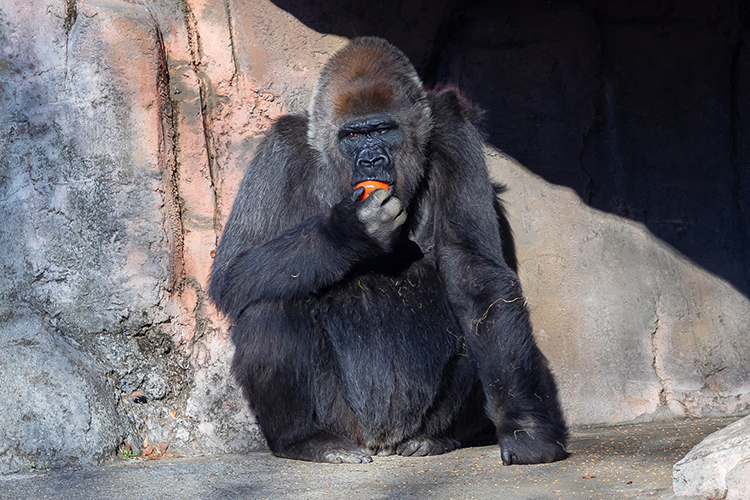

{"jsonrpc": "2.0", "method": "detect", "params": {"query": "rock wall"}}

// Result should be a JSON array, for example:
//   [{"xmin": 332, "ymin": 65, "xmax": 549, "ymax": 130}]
[
  {"xmin": 0, "ymin": 0, "xmax": 748, "ymax": 471},
  {"xmin": 444, "ymin": 1, "xmax": 750, "ymax": 300},
  {"xmin": 276, "ymin": 0, "xmax": 750, "ymax": 298},
  {"xmin": 0, "ymin": 0, "xmax": 326, "ymax": 471},
  {"xmin": 488, "ymin": 152, "xmax": 750, "ymax": 425}
]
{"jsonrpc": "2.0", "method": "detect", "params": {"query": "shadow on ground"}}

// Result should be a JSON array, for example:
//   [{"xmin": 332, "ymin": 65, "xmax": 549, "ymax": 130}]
[{"xmin": 0, "ymin": 418, "xmax": 738, "ymax": 500}]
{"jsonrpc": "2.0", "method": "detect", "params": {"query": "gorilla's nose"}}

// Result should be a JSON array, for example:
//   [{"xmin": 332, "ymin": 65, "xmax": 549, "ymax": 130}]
[
  {"xmin": 358, "ymin": 155, "xmax": 388, "ymax": 169},
  {"xmin": 356, "ymin": 148, "xmax": 391, "ymax": 174}
]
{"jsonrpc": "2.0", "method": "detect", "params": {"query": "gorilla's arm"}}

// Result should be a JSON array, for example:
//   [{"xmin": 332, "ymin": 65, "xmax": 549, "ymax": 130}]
[
  {"xmin": 209, "ymin": 115, "xmax": 401, "ymax": 323},
  {"xmin": 430, "ymin": 91, "xmax": 568, "ymax": 465}
]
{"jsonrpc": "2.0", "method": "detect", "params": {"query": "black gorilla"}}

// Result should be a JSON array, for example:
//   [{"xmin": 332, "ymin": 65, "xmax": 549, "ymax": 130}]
[{"xmin": 209, "ymin": 37, "xmax": 569, "ymax": 465}]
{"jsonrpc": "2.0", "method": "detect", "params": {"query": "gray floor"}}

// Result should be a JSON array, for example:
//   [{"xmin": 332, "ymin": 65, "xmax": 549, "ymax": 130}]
[{"xmin": 0, "ymin": 418, "xmax": 736, "ymax": 500}]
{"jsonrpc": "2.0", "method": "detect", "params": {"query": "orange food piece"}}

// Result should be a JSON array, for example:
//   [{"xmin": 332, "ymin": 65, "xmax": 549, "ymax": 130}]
[{"xmin": 355, "ymin": 180, "xmax": 390, "ymax": 200}]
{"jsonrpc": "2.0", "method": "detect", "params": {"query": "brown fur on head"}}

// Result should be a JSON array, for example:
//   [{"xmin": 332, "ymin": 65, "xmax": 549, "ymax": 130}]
[{"xmin": 308, "ymin": 37, "xmax": 434, "ymax": 204}]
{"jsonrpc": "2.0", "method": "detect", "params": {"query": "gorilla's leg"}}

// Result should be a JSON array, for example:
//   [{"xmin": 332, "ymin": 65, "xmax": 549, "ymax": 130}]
[
  {"xmin": 275, "ymin": 433, "xmax": 372, "ymax": 464},
  {"xmin": 394, "ymin": 355, "xmax": 483, "ymax": 457},
  {"xmin": 231, "ymin": 302, "xmax": 371, "ymax": 464},
  {"xmin": 395, "ymin": 437, "xmax": 459, "ymax": 457}
]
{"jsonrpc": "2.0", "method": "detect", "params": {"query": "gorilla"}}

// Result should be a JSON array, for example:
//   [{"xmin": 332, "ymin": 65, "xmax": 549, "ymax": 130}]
[{"xmin": 209, "ymin": 37, "xmax": 569, "ymax": 465}]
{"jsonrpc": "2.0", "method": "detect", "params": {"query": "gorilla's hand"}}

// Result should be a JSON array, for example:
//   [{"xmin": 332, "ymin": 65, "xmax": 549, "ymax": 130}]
[{"xmin": 354, "ymin": 188, "xmax": 407, "ymax": 249}]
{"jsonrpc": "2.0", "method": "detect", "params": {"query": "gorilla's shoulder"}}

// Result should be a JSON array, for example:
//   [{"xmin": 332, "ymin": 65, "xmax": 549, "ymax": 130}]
[{"xmin": 427, "ymin": 87, "xmax": 485, "ymax": 130}]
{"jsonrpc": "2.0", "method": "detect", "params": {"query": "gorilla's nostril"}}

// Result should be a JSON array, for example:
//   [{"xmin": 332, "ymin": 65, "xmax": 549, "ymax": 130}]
[{"xmin": 357, "ymin": 155, "xmax": 388, "ymax": 171}]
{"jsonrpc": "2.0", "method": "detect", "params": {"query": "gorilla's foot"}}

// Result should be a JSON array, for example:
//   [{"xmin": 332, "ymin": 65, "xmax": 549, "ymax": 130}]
[
  {"xmin": 498, "ymin": 432, "xmax": 569, "ymax": 465},
  {"xmin": 275, "ymin": 434, "xmax": 373, "ymax": 464},
  {"xmin": 320, "ymin": 447, "xmax": 373, "ymax": 464},
  {"xmin": 367, "ymin": 444, "xmax": 396, "ymax": 456},
  {"xmin": 396, "ymin": 437, "xmax": 460, "ymax": 457}
]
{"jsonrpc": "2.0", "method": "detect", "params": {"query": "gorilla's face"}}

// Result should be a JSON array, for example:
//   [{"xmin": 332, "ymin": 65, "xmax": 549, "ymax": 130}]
[
  {"xmin": 337, "ymin": 115, "xmax": 403, "ymax": 190},
  {"xmin": 307, "ymin": 38, "xmax": 432, "ymax": 207}
]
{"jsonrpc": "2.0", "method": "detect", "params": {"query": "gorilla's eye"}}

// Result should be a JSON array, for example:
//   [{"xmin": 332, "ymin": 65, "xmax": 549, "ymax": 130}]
[{"xmin": 347, "ymin": 132, "xmax": 359, "ymax": 138}]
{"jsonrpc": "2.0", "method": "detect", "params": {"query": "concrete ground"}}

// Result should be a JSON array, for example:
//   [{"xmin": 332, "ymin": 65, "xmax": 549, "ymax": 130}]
[{"xmin": 0, "ymin": 418, "xmax": 738, "ymax": 500}]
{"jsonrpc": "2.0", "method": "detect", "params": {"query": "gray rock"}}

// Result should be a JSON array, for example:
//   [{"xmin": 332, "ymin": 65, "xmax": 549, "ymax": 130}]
[
  {"xmin": 726, "ymin": 458, "xmax": 750, "ymax": 500},
  {"xmin": 0, "ymin": 303, "xmax": 125, "ymax": 472},
  {"xmin": 0, "ymin": 0, "xmax": 259, "ymax": 471},
  {"xmin": 0, "ymin": 0, "xmax": 171, "ymax": 336},
  {"xmin": 487, "ymin": 150, "xmax": 750, "ymax": 425},
  {"xmin": 672, "ymin": 415, "xmax": 750, "ymax": 498}
]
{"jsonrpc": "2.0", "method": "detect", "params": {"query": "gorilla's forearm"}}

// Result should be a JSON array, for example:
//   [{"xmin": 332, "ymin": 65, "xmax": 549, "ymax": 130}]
[
  {"xmin": 209, "ymin": 207, "xmax": 380, "ymax": 322},
  {"xmin": 439, "ymin": 245, "xmax": 568, "ymax": 462}
]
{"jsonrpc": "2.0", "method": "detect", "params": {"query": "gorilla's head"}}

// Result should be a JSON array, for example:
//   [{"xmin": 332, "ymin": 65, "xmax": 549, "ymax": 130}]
[{"xmin": 307, "ymin": 37, "xmax": 434, "ymax": 205}]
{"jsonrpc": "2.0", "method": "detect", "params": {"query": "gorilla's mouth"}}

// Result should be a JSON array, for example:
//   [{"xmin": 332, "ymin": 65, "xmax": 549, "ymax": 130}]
[
  {"xmin": 352, "ymin": 179, "xmax": 393, "ymax": 200},
  {"xmin": 351, "ymin": 178, "xmax": 393, "ymax": 188},
  {"xmin": 350, "ymin": 173, "xmax": 394, "ymax": 189}
]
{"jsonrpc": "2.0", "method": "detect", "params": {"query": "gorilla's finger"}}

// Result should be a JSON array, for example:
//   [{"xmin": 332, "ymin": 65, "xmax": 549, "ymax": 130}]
[
  {"xmin": 380, "ymin": 197, "xmax": 403, "ymax": 219},
  {"xmin": 351, "ymin": 186, "xmax": 366, "ymax": 201},
  {"xmin": 501, "ymin": 449, "xmax": 515, "ymax": 466},
  {"xmin": 393, "ymin": 209, "xmax": 407, "ymax": 227},
  {"xmin": 367, "ymin": 188, "xmax": 390, "ymax": 206}
]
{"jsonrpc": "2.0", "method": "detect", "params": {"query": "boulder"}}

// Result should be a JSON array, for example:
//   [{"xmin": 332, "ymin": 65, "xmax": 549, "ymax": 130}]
[
  {"xmin": 673, "ymin": 415, "xmax": 750, "ymax": 499},
  {"xmin": 487, "ymin": 151, "xmax": 750, "ymax": 425},
  {"xmin": 726, "ymin": 458, "xmax": 750, "ymax": 500},
  {"xmin": 0, "ymin": 303, "xmax": 125, "ymax": 471}
]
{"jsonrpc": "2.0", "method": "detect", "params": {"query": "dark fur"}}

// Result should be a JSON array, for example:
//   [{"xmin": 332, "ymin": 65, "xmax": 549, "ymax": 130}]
[{"xmin": 209, "ymin": 37, "xmax": 569, "ymax": 465}]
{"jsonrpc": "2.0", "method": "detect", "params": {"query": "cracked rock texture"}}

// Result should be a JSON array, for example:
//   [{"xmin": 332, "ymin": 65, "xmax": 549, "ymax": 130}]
[
  {"xmin": 487, "ymin": 152, "xmax": 750, "ymax": 426},
  {"xmin": 1, "ymin": 0, "xmax": 749, "ymax": 472}
]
